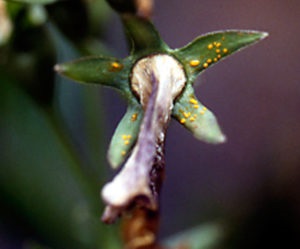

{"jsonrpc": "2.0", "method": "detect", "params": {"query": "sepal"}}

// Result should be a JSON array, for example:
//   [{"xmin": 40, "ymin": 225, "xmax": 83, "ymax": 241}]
[
  {"xmin": 55, "ymin": 56, "xmax": 131, "ymax": 91},
  {"xmin": 107, "ymin": 103, "xmax": 143, "ymax": 169},
  {"xmin": 172, "ymin": 84, "xmax": 226, "ymax": 144},
  {"xmin": 173, "ymin": 30, "xmax": 268, "ymax": 82}
]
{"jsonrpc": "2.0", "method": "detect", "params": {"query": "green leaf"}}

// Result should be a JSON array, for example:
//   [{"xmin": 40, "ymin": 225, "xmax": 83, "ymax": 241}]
[
  {"xmin": 164, "ymin": 223, "xmax": 224, "ymax": 249},
  {"xmin": 55, "ymin": 56, "xmax": 131, "ymax": 92},
  {"xmin": 107, "ymin": 102, "xmax": 143, "ymax": 169},
  {"xmin": 6, "ymin": 0, "xmax": 57, "ymax": 4},
  {"xmin": 173, "ymin": 30, "xmax": 268, "ymax": 82},
  {"xmin": 0, "ymin": 78, "xmax": 118, "ymax": 249},
  {"xmin": 172, "ymin": 84, "xmax": 226, "ymax": 144},
  {"xmin": 122, "ymin": 14, "xmax": 168, "ymax": 55}
]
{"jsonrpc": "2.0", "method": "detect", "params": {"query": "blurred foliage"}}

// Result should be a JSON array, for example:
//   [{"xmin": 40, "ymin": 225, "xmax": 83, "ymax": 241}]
[
  {"xmin": 0, "ymin": 0, "xmax": 122, "ymax": 248},
  {"xmin": 1, "ymin": 1, "xmax": 232, "ymax": 247}
]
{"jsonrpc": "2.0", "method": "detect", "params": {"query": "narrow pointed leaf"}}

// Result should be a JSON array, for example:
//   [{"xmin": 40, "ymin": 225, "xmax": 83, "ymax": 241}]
[
  {"xmin": 172, "ymin": 84, "xmax": 226, "ymax": 144},
  {"xmin": 173, "ymin": 30, "xmax": 268, "ymax": 82},
  {"xmin": 107, "ymin": 103, "xmax": 143, "ymax": 169},
  {"xmin": 55, "ymin": 56, "xmax": 131, "ymax": 91},
  {"xmin": 121, "ymin": 14, "xmax": 168, "ymax": 55}
]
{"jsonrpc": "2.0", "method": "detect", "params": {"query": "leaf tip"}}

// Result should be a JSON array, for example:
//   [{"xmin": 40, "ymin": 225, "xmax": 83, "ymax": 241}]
[
  {"xmin": 251, "ymin": 30, "xmax": 269, "ymax": 41},
  {"xmin": 107, "ymin": 152, "xmax": 123, "ymax": 170},
  {"xmin": 260, "ymin": 31, "xmax": 269, "ymax": 39},
  {"xmin": 216, "ymin": 133, "xmax": 227, "ymax": 144}
]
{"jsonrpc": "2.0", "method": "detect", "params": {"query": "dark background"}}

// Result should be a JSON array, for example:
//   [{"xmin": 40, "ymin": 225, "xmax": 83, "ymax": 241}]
[{"xmin": 105, "ymin": 0, "xmax": 300, "ymax": 240}]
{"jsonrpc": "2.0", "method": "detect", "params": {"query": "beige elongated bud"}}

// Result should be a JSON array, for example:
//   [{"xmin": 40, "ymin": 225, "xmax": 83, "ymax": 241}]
[{"xmin": 101, "ymin": 54, "xmax": 186, "ymax": 222}]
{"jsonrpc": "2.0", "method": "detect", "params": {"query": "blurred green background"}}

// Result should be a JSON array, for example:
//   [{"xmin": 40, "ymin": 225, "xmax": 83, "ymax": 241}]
[
  {"xmin": 0, "ymin": 0, "xmax": 121, "ymax": 248},
  {"xmin": 1, "ymin": 0, "xmax": 300, "ymax": 248}
]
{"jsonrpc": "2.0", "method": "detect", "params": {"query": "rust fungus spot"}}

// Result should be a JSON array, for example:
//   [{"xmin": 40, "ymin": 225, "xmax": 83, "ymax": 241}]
[
  {"xmin": 215, "ymin": 42, "xmax": 222, "ymax": 48},
  {"xmin": 189, "ymin": 116, "xmax": 196, "ymax": 122},
  {"xmin": 189, "ymin": 59, "xmax": 200, "ymax": 67},
  {"xmin": 131, "ymin": 113, "xmax": 138, "ymax": 122},
  {"xmin": 110, "ymin": 61, "xmax": 123, "ymax": 71},
  {"xmin": 189, "ymin": 98, "xmax": 198, "ymax": 105},
  {"xmin": 122, "ymin": 134, "xmax": 132, "ymax": 145},
  {"xmin": 183, "ymin": 112, "xmax": 191, "ymax": 118},
  {"xmin": 200, "ymin": 107, "xmax": 207, "ymax": 115}
]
